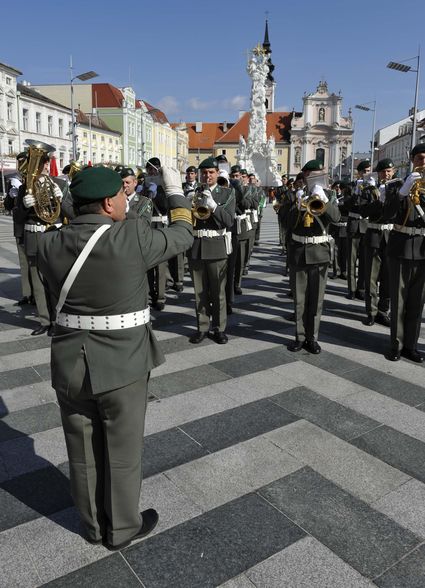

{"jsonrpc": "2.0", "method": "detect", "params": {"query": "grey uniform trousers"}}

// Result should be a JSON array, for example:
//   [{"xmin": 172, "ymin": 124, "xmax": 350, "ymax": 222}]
[
  {"xmin": 56, "ymin": 350, "xmax": 149, "ymax": 546},
  {"xmin": 190, "ymin": 258, "xmax": 228, "ymax": 332},
  {"xmin": 347, "ymin": 235, "xmax": 365, "ymax": 294},
  {"xmin": 388, "ymin": 257, "xmax": 425, "ymax": 351},
  {"xmin": 364, "ymin": 242, "xmax": 390, "ymax": 318},
  {"xmin": 28, "ymin": 257, "xmax": 50, "ymax": 326},
  {"xmin": 291, "ymin": 262, "xmax": 328, "ymax": 343},
  {"xmin": 16, "ymin": 238, "xmax": 32, "ymax": 298}
]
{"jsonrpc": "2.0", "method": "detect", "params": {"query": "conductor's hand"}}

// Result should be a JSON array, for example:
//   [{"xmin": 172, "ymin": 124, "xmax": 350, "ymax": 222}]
[
  {"xmin": 162, "ymin": 166, "xmax": 184, "ymax": 197},
  {"xmin": 203, "ymin": 189, "xmax": 217, "ymax": 212},
  {"xmin": 23, "ymin": 194, "xmax": 36, "ymax": 208},
  {"xmin": 399, "ymin": 172, "xmax": 421, "ymax": 197}
]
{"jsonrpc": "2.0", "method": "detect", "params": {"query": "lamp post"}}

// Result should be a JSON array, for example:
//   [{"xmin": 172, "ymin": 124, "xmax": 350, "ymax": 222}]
[
  {"xmin": 69, "ymin": 56, "xmax": 98, "ymax": 161},
  {"xmin": 387, "ymin": 52, "xmax": 421, "ymax": 170},
  {"xmin": 355, "ymin": 101, "xmax": 377, "ymax": 170}
]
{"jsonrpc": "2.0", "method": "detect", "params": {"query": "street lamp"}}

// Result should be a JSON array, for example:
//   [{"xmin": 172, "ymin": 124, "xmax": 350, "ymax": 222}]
[
  {"xmin": 69, "ymin": 56, "xmax": 98, "ymax": 161},
  {"xmin": 355, "ymin": 101, "xmax": 377, "ymax": 170},
  {"xmin": 387, "ymin": 52, "xmax": 421, "ymax": 170}
]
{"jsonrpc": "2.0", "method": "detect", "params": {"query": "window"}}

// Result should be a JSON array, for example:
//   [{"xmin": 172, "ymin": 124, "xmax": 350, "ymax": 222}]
[
  {"xmin": 8, "ymin": 140, "xmax": 13, "ymax": 155},
  {"xmin": 23, "ymin": 109, "xmax": 29, "ymax": 131},
  {"xmin": 58, "ymin": 118, "xmax": 63, "ymax": 137},
  {"xmin": 6, "ymin": 77, "xmax": 11, "ymax": 85},
  {"xmin": 48, "ymin": 116, "xmax": 53, "ymax": 135},
  {"xmin": 92, "ymin": 152, "xmax": 96, "ymax": 163},
  {"xmin": 68, "ymin": 121, "xmax": 72, "ymax": 135},
  {"xmin": 277, "ymin": 149, "xmax": 282, "ymax": 156},
  {"xmin": 59, "ymin": 151, "xmax": 64, "ymax": 168},
  {"xmin": 83, "ymin": 132, "xmax": 87, "ymax": 138},
  {"xmin": 222, "ymin": 149, "xmax": 226, "ymax": 155},
  {"xmin": 83, "ymin": 151, "xmax": 87, "ymax": 164},
  {"xmin": 101, "ymin": 135, "xmax": 104, "ymax": 143},
  {"xmin": 7, "ymin": 102, "xmax": 13, "ymax": 120},
  {"xmin": 277, "ymin": 163, "xmax": 282, "ymax": 172},
  {"xmin": 36, "ymin": 112, "xmax": 41, "ymax": 133},
  {"xmin": 109, "ymin": 138, "xmax": 112, "ymax": 144},
  {"xmin": 316, "ymin": 148, "xmax": 325, "ymax": 165},
  {"xmin": 101, "ymin": 153, "xmax": 105, "ymax": 162}
]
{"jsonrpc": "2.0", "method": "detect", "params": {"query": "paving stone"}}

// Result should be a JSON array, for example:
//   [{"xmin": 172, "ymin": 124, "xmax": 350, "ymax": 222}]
[
  {"xmin": 374, "ymin": 544, "xmax": 425, "ymax": 587},
  {"xmin": 0, "ymin": 381, "xmax": 56, "ymax": 415},
  {"xmin": 0, "ymin": 402, "xmax": 61, "ymax": 441},
  {"xmin": 0, "ymin": 365, "xmax": 43, "ymax": 391},
  {"xmin": 143, "ymin": 428, "xmax": 209, "ymax": 478},
  {"xmin": 159, "ymin": 333, "xmax": 214, "ymax": 355},
  {"xmin": 266, "ymin": 420, "xmax": 409, "ymax": 503},
  {"xmin": 124, "ymin": 493, "xmax": 305, "ymax": 588},
  {"xmin": 219, "ymin": 575, "xmax": 256, "ymax": 588},
  {"xmin": 271, "ymin": 386, "xmax": 380, "ymax": 440},
  {"xmin": 220, "ymin": 368, "xmax": 300, "ymax": 403},
  {"xmin": 245, "ymin": 536, "xmax": 373, "ymax": 587},
  {"xmin": 0, "ymin": 347, "xmax": 50, "ymax": 371},
  {"xmin": 211, "ymin": 346, "xmax": 296, "ymax": 378},
  {"xmin": 259, "ymin": 467, "xmax": 420, "ymax": 579},
  {"xmin": 181, "ymin": 398, "xmax": 300, "ymax": 452},
  {"xmin": 373, "ymin": 479, "xmax": 425, "ymax": 539},
  {"xmin": 149, "ymin": 364, "xmax": 231, "ymax": 399},
  {"xmin": 0, "ymin": 526, "xmax": 40, "ymax": 588},
  {"xmin": 296, "ymin": 349, "xmax": 361, "ymax": 376},
  {"xmin": 166, "ymin": 435, "xmax": 302, "ymax": 510},
  {"xmin": 32, "ymin": 362, "xmax": 51, "ymax": 381},
  {"xmin": 42, "ymin": 554, "xmax": 141, "ymax": 587}
]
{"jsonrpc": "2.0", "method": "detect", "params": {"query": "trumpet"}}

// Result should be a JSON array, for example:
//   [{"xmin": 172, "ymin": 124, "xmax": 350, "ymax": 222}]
[
  {"xmin": 302, "ymin": 195, "xmax": 327, "ymax": 227},
  {"xmin": 409, "ymin": 166, "xmax": 425, "ymax": 205},
  {"xmin": 272, "ymin": 198, "xmax": 282, "ymax": 212},
  {"xmin": 192, "ymin": 187, "xmax": 211, "ymax": 221},
  {"xmin": 68, "ymin": 160, "xmax": 82, "ymax": 181}
]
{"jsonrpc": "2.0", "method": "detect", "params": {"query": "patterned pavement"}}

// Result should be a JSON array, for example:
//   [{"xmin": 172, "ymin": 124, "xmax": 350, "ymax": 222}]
[{"xmin": 1, "ymin": 207, "xmax": 425, "ymax": 587}]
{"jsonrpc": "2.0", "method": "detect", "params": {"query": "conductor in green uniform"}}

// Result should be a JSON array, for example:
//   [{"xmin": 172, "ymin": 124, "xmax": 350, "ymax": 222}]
[{"xmin": 37, "ymin": 166, "xmax": 193, "ymax": 550}]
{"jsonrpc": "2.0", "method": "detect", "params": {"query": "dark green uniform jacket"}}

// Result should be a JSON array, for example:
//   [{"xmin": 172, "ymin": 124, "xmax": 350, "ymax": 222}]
[
  {"xmin": 385, "ymin": 182, "xmax": 425, "ymax": 260},
  {"xmin": 37, "ymin": 198, "xmax": 193, "ymax": 395}
]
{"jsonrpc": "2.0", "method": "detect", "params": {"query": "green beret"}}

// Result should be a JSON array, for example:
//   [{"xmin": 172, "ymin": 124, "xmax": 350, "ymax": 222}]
[
  {"xmin": 199, "ymin": 157, "xmax": 218, "ymax": 169},
  {"xmin": 302, "ymin": 159, "xmax": 323, "ymax": 172},
  {"xmin": 411, "ymin": 143, "xmax": 425, "ymax": 159},
  {"xmin": 70, "ymin": 167, "xmax": 123, "ymax": 202},
  {"xmin": 240, "ymin": 169, "xmax": 248, "ymax": 175},
  {"xmin": 357, "ymin": 159, "xmax": 371, "ymax": 172},
  {"xmin": 376, "ymin": 158, "xmax": 394, "ymax": 172},
  {"xmin": 120, "ymin": 167, "xmax": 135, "ymax": 179},
  {"xmin": 186, "ymin": 165, "xmax": 197, "ymax": 173},
  {"xmin": 231, "ymin": 165, "xmax": 241, "ymax": 173},
  {"xmin": 114, "ymin": 165, "xmax": 124, "ymax": 173}
]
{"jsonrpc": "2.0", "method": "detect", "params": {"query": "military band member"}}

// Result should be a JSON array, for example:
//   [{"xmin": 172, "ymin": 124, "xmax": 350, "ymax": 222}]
[
  {"xmin": 344, "ymin": 159, "xmax": 370, "ymax": 300},
  {"xmin": 182, "ymin": 165, "xmax": 199, "ymax": 197},
  {"xmin": 37, "ymin": 166, "xmax": 193, "ymax": 549},
  {"xmin": 121, "ymin": 167, "xmax": 152, "ymax": 221},
  {"xmin": 329, "ymin": 181, "xmax": 348, "ymax": 279},
  {"xmin": 189, "ymin": 157, "xmax": 236, "ymax": 344},
  {"xmin": 283, "ymin": 160, "xmax": 340, "ymax": 354},
  {"xmin": 359, "ymin": 159, "xmax": 400, "ymax": 327},
  {"xmin": 230, "ymin": 165, "xmax": 253, "ymax": 296},
  {"xmin": 385, "ymin": 144, "xmax": 425, "ymax": 362}
]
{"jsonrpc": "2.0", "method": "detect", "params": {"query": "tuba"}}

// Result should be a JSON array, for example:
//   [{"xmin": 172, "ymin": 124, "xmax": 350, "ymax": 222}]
[
  {"xmin": 409, "ymin": 166, "xmax": 425, "ymax": 205},
  {"xmin": 192, "ymin": 186, "xmax": 211, "ymax": 221},
  {"xmin": 25, "ymin": 139, "xmax": 61, "ymax": 224}
]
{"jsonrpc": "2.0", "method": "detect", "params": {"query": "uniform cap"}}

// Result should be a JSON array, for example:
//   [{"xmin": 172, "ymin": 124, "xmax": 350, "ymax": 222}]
[
  {"xmin": 375, "ymin": 158, "xmax": 394, "ymax": 172},
  {"xmin": 146, "ymin": 157, "xmax": 161, "ymax": 170},
  {"xmin": 230, "ymin": 164, "xmax": 241, "ymax": 173},
  {"xmin": 357, "ymin": 159, "xmax": 371, "ymax": 172},
  {"xmin": 302, "ymin": 160, "xmax": 323, "ymax": 172},
  {"xmin": 114, "ymin": 164, "xmax": 124, "ymax": 173},
  {"xmin": 240, "ymin": 168, "xmax": 248, "ymax": 175},
  {"xmin": 411, "ymin": 143, "xmax": 425, "ymax": 159},
  {"xmin": 216, "ymin": 154, "xmax": 228, "ymax": 162},
  {"xmin": 186, "ymin": 165, "xmax": 197, "ymax": 173},
  {"xmin": 120, "ymin": 167, "xmax": 135, "ymax": 179},
  {"xmin": 199, "ymin": 157, "xmax": 218, "ymax": 169},
  {"xmin": 70, "ymin": 167, "xmax": 123, "ymax": 202}
]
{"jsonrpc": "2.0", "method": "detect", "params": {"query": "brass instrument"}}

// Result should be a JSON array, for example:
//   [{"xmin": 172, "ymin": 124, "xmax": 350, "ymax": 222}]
[
  {"xmin": 192, "ymin": 188, "xmax": 211, "ymax": 221},
  {"xmin": 272, "ymin": 198, "xmax": 282, "ymax": 212},
  {"xmin": 68, "ymin": 160, "xmax": 82, "ymax": 181},
  {"xmin": 409, "ymin": 166, "xmax": 425, "ymax": 205},
  {"xmin": 25, "ymin": 139, "xmax": 61, "ymax": 224},
  {"xmin": 17, "ymin": 152, "xmax": 29, "ymax": 179},
  {"xmin": 302, "ymin": 195, "xmax": 327, "ymax": 227}
]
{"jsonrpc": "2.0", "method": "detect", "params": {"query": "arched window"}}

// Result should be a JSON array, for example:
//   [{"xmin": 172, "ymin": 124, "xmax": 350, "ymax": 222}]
[
  {"xmin": 295, "ymin": 148, "xmax": 301, "ymax": 165},
  {"xmin": 316, "ymin": 148, "xmax": 325, "ymax": 165},
  {"xmin": 318, "ymin": 107, "xmax": 325, "ymax": 122}
]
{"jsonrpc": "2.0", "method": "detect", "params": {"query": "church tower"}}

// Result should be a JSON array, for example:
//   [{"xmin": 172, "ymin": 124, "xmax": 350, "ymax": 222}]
[{"xmin": 262, "ymin": 20, "xmax": 276, "ymax": 113}]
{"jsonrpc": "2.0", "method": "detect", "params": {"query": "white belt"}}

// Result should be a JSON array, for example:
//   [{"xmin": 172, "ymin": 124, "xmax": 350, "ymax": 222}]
[
  {"xmin": 367, "ymin": 222, "xmax": 394, "ymax": 231},
  {"xmin": 235, "ymin": 213, "xmax": 252, "ymax": 234},
  {"xmin": 333, "ymin": 222, "xmax": 347, "ymax": 227},
  {"xmin": 393, "ymin": 224, "xmax": 425, "ymax": 236},
  {"xmin": 348, "ymin": 212, "xmax": 362, "ymax": 219},
  {"xmin": 193, "ymin": 228, "xmax": 232, "ymax": 254},
  {"xmin": 292, "ymin": 234, "xmax": 331, "ymax": 244},
  {"xmin": 56, "ymin": 307, "xmax": 150, "ymax": 330},
  {"xmin": 252, "ymin": 210, "xmax": 259, "ymax": 223},
  {"xmin": 151, "ymin": 215, "xmax": 168, "ymax": 225},
  {"xmin": 24, "ymin": 223, "xmax": 62, "ymax": 232}
]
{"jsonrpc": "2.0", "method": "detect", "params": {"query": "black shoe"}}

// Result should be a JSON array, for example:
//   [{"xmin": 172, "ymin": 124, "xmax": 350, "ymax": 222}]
[
  {"xmin": 346, "ymin": 292, "xmax": 355, "ymax": 300},
  {"xmin": 254, "ymin": 241, "xmax": 259, "ymax": 246},
  {"xmin": 47, "ymin": 324, "xmax": 54, "ymax": 337},
  {"xmin": 364, "ymin": 315, "xmax": 375, "ymax": 326},
  {"xmin": 84, "ymin": 535, "xmax": 104, "ymax": 545},
  {"xmin": 328, "ymin": 273, "xmax": 337, "ymax": 279},
  {"xmin": 226, "ymin": 304, "xmax": 233, "ymax": 315},
  {"xmin": 31, "ymin": 325, "xmax": 49, "ymax": 336},
  {"xmin": 401, "ymin": 348, "xmax": 424, "ymax": 363},
  {"xmin": 212, "ymin": 331, "xmax": 228, "ymax": 344},
  {"xmin": 171, "ymin": 283, "xmax": 184, "ymax": 292},
  {"xmin": 386, "ymin": 348, "xmax": 401, "ymax": 361},
  {"xmin": 15, "ymin": 296, "xmax": 31, "ymax": 306},
  {"xmin": 234, "ymin": 287, "xmax": 242, "ymax": 295},
  {"xmin": 242, "ymin": 268, "xmax": 248, "ymax": 276},
  {"xmin": 375, "ymin": 313, "xmax": 390, "ymax": 327},
  {"xmin": 303, "ymin": 340, "xmax": 321, "ymax": 354},
  {"xmin": 29, "ymin": 296, "xmax": 36, "ymax": 305},
  {"xmin": 287, "ymin": 291, "xmax": 294, "ymax": 299},
  {"xmin": 152, "ymin": 301, "xmax": 165, "ymax": 311},
  {"xmin": 189, "ymin": 331, "xmax": 207, "ymax": 344},
  {"xmin": 340, "ymin": 272, "xmax": 347, "ymax": 280},
  {"xmin": 287, "ymin": 340, "xmax": 303, "ymax": 352},
  {"xmin": 105, "ymin": 509, "xmax": 159, "ymax": 551},
  {"xmin": 287, "ymin": 312, "xmax": 296, "ymax": 322},
  {"xmin": 355, "ymin": 290, "xmax": 365, "ymax": 301}
]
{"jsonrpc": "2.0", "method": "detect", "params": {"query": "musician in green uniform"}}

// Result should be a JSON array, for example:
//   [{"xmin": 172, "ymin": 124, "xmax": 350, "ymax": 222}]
[
  {"xmin": 121, "ymin": 166, "xmax": 152, "ymax": 220},
  {"xmin": 283, "ymin": 160, "xmax": 340, "ymax": 354},
  {"xmin": 189, "ymin": 157, "xmax": 235, "ymax": 344},
  {"xmin": 385, "ymin": 144, "xmax": 425, "ymax": 362},
  {"xmin": 37, "ymin": 166, "xmax": 193, "ymax": 550}
]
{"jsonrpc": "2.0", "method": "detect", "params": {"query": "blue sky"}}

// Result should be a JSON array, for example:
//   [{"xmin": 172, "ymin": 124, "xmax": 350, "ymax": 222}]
[{"xmin": 1, "ymin": 0, "xmax": 423, "ymax": 152}]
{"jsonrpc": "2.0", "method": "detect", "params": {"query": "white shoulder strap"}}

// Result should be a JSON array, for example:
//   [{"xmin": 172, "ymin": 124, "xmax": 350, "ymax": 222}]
[{"xmin": 56, "ymin": 224, "xmax": 111, "ymax": 316}]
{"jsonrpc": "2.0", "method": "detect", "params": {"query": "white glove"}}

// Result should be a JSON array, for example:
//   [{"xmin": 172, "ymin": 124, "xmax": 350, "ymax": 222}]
[
  {"xmin": 147, "ymin": 183, "xmax": 158, "ymax": 198},
  {"xmin": 23, "ymin": 194, "xmax": 36, "ymax": 208},
  {"xmin": 399, "ymin": 172, "xmax": 421, "ymax": 197},
  {"xmin": 161, "ymin": 166, "xmax": 184, "ymax": 197},
  {"xmin": 311, "ymin": 185, "xmax": 329, "ymax": 203},
  {"xmin": 203, "ymin": 189, "xmax": 217, "ymax": 212},
  {"xmin": 364, "ymin": 176, "xmax": 376, "ymax": 187},
  {"xmin": 296, "ymin": 189, "xmax": 305, "ymax": 209}
]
